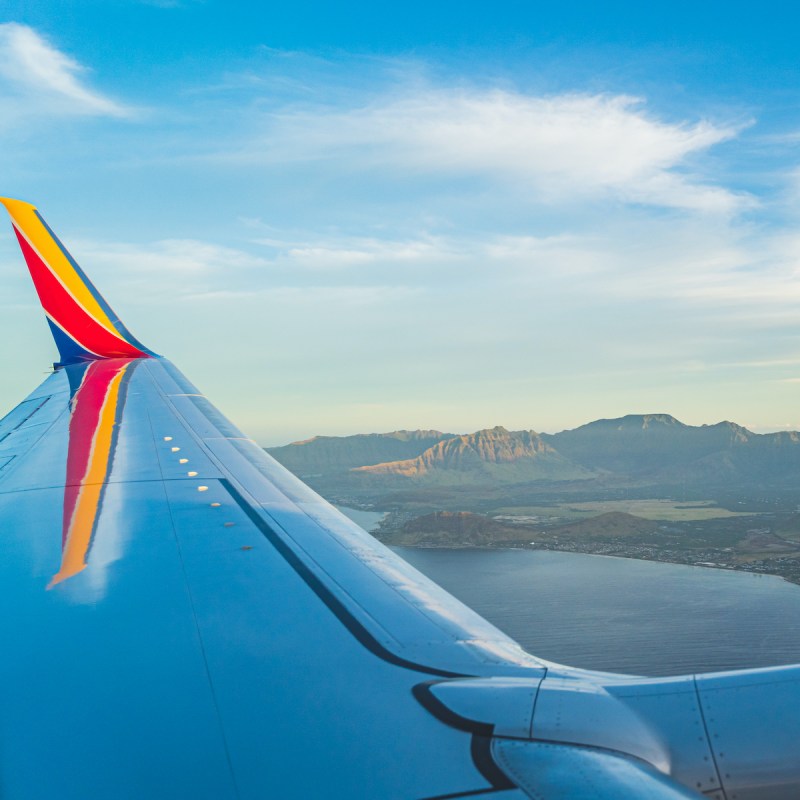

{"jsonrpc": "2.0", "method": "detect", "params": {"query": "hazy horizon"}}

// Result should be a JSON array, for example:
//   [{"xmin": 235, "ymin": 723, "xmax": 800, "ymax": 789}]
[{"xmin": 263, "ymin": 412, "xmax": 800, "ymax": 449}]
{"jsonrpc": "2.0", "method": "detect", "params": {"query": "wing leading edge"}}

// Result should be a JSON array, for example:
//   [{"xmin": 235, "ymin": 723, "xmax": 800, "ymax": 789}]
[{"xmin": 0, "ymin": 199, "xmax": 797, "ymax": 799}]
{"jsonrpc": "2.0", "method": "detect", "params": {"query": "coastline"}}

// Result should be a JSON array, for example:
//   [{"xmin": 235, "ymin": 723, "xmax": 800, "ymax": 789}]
[{"xmin": 335, "ymin": 504, "xmax": 800, "ymax": 586}]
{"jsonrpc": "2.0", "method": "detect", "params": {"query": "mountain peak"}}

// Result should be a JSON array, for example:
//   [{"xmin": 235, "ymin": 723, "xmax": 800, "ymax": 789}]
[
  {"xmin": 575, "ymin": 413, "xmax": 685, "ymax": 432},
  {"xmin": 352, "ymin": 426, "xmax": 591, "ymax": 484}
]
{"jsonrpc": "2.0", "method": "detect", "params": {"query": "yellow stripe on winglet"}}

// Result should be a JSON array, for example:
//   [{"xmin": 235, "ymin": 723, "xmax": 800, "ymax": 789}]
[{"xmin": 0, "ymin": 197, "xmax": 121, "ymax": 338}]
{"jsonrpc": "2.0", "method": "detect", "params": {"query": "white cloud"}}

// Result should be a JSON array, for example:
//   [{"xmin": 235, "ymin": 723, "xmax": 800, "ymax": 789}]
[
  {"xmin": 234, "ymin": 89, "xmax": 748, "ymax": 213},
  {"xmin": 72, "ymin": 238, "xmax": 268, "ymax": 274},
  {"xmin": 58, "ymin": 213, "xmax": 800, "ymax": 334},
  {"xmin": 181, "ymin": 284, "xmax": 419, "ymax": 305},
  {"xmin": 0, "ymin": 23, "xmax": 130, "ymax": 118},
  {"xmin": 254, "ymin": 233, "xmax": 459, "ymax": 269}
]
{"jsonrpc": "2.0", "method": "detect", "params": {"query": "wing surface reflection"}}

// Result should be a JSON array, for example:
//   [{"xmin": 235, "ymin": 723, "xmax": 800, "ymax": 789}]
[{"xmin": 50, "ymin": 358, "xmax": 138, "ymax": 587}]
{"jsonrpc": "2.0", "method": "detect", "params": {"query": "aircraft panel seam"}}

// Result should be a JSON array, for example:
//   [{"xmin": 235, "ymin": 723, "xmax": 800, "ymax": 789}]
[
  {"xmin": 692, "ymin": 677, "xmax": 727, "ymax": 800},
  {"xmin": 143, "ymin": 383, "xmax": 243, "ymax": 800}
]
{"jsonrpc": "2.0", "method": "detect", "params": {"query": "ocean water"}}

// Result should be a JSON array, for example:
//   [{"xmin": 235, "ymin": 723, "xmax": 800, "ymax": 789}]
[{"xmin": 390, "ymin": 547, "xmax": 800, "ymax": 676}]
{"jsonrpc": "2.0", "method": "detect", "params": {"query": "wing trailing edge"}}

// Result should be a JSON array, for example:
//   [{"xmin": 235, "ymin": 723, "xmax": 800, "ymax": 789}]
[{"xmin": 0, "ymin": 198, "xmax": 156, "ymax": 366}]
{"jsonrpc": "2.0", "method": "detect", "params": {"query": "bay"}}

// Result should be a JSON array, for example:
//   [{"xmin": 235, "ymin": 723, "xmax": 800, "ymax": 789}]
[{"xmin": 391, "ymin": 547, "xmax": 800, "ymax": 676}]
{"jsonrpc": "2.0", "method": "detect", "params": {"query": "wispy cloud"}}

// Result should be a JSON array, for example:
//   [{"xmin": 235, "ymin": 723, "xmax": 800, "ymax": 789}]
[
  {"xmin": 0, "ymin": 23, "xmax": 131, "ymax": 119},
  {"xmin": 180, "ymin": 284, "xmax": 419, "ymax": 305},
  {"xmin": 73, "ymin": 238, "xmax": 268, "ymax": 274},
  {"xmin": 61, "ymin": 236, "xmax": 270, "ymax": 304},
  {"xmin": 252, "ymin": 233, "xmax": 459, "ymax": 269},
  {"xmin": 228, "ymin": 88, "xmax": 749, "ymax": 213},
  {"xmin": 68, "ymin": 221, "xmax": 797, "ymax": 320}
]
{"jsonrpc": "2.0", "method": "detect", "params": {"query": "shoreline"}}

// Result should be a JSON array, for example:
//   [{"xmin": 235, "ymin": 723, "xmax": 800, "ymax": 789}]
[{"xmin": 336, "ymin": 504, "xmax": 800, "ymax": 587}]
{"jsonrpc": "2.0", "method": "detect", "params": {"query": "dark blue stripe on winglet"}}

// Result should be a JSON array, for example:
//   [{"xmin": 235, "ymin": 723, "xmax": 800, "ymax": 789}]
[
  {"xmin": 47, "ymin": 319, "xmax": 97, "ymax": 368},
  {"xmin": 35, "ymin": 211, "xmax": 159, "ymax": 358},
  {"xmin": 65, "ymin": 360, "xmax": 92, "ymax": 398}
]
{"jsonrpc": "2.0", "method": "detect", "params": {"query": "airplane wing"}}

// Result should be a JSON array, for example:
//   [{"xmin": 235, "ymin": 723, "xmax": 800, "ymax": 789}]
[{"xmin": 0, "ymin": 197, "xmax": 798, "ymax": 799}]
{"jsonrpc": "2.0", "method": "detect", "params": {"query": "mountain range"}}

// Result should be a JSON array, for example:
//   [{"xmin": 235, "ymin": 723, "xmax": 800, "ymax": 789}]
[
  {"xmin": 268, "ymin": 429, "xmax": 453, "ymax": 476},
  {"xmin": 266, "ymin": 414, "xmax": 800, "ymax": 494}
]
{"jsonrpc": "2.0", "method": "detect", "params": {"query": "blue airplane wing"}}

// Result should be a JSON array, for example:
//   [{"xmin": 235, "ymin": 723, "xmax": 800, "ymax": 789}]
[{"xmin": 0, "ymin": 198, "xmax": 798, "ymax": 799}]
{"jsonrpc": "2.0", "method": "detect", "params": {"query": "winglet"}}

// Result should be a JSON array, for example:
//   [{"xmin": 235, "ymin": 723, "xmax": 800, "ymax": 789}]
[{"xmin": 0, "ymin": 198, "xmax": 156, "ymax": 366}]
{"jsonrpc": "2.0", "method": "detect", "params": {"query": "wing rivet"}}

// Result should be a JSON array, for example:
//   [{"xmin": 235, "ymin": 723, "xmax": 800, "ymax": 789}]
[
  {"xmin": 188, "ymin": 471, "xmax": 198, "ymax": 477},
  {"xmin": 179, "ymin": 458, "xmax": 188, "ymax": 464},
  {"xmin": 210, "ymin": 502, "xmax": 221, "ymax": 507},
  {"xmin": 197, "ymin": 485, "xmax": 209, "ymax": 492},
  {"xmin": 171, "ymin": 446, "xmax": 180, "ymax": 452},
  {"xmin": 163, "ymin": 436, "xmax": 173, "ymax": 441}
]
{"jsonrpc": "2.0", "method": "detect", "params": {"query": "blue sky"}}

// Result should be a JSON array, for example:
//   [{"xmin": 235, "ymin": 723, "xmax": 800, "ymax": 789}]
[{"xmin": 1, "ymin": 2, "xmax": 800, "ymax": 444}]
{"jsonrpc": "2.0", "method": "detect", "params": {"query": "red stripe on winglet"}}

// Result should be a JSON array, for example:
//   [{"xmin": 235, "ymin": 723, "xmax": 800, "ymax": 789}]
[{"xmin": 14, "ymin": 229, "xmax": 146, "ymax": 359}]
